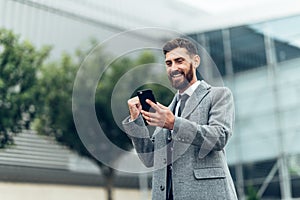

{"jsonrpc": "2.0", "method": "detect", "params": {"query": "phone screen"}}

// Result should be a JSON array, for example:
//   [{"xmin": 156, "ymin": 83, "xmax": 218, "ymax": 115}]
[
  {"xmin": 137, "ymin": 89, "xmax": 157, "ymax": 125},
  {"xmin": 137, "ymin": 89, "xmax": 157, "ymax": 112}
]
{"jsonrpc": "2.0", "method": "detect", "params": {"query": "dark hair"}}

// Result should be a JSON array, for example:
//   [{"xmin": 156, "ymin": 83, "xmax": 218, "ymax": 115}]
[{"xmin": 162, "ymin": 38, "xmax": 198, "ymax": 57}]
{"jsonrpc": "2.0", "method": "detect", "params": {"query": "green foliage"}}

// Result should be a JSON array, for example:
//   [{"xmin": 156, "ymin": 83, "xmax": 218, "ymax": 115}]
[
  {"xmin": 96, "ymin": 51, "xmax": 155, "ymax": 150},
  {"xmin": 246, "ymin": 185, "xmax": 260, "ymax": 200},
  {"xmin": 0, "ymin": 29, "xmax": 50, "ymax": 148},
  {"xmin": 34, "ymin": 53, "xmax": 88, "ymax": 153},
  {"xmin": 35, "ymin": 41, "xmax": 175, "ymax": 160},
  {"xmin": 34, "ymin": 42, "xmax": 152, "ymax": 155}
]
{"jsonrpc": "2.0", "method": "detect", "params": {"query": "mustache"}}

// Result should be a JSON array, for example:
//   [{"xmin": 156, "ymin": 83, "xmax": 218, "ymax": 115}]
[{"xmin": 170, "ymin": 70, "xmax": 184, "ymax": 77}]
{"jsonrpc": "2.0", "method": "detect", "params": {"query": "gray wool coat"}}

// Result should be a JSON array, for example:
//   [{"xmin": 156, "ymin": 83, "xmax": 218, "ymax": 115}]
[{"xmin": 122, "ymin": 81, "xmax": 238, "ymax": 200}]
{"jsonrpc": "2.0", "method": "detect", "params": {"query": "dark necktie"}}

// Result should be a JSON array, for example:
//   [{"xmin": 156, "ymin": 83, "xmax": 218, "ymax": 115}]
[{"xmin": 178, "ymin": 94, "xmax": 189, "ymax": 117}]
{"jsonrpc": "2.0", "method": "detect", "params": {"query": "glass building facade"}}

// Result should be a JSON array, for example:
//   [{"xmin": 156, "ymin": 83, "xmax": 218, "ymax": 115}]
[{"xmin": 188, "ymin": 16, "xmax": 300, "ymax": 199}]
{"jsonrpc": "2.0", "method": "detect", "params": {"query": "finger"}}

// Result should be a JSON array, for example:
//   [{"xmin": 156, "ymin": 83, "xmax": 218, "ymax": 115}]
[
  {"xmin": 128, "ymin": 97, "xmax": 142, "ymax": 118},
  {"xmin": 128, "ymin": 98, "xmax": 141, "ymax": 110},
  {"xmin": 141, "ymin": 111, "xmax": 151, "ymax": 121},
  {"xmin": 157, "ymin": 102, "xmax": 167, "ymax": 109},
  {"xmin": 143, "ymin": 115, "xmax": 160, "ymax": 127},
  {"xmin": 141, "ymin": 110, "xmax": 147, "ymax": 117},
  {"xmin": 146, "ymin": 99, "xmax": 160, "ymax": 111},
  {"xmin": 141, "ymin": 110, "xmax": 157, "ymax": 118},
  {"xmin": 146, "ymin": 119, "xmax": 162, "ymax": 127},
  {"xmin": 146, "ymin": 117, "xmax": 159, "ymax": 126},
  {"xmin": 143, "ymin": 114, "xmax": 155, "ymax": 124},
  {"xmin": 146, "ymin": 120, "xmax": 155, "ymax": 126},
  {"xmin": 129, "ymin": 96, "xmax": 140, "ymax": 104}
]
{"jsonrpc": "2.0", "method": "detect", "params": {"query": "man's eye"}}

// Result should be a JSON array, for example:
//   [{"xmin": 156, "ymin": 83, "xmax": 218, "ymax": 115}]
[
  {"xmin": 166, "ymin": 61, "xmax": 172, "ymax": 66},
  {"xmin": 176, "ymin": 58, "xmax": 184, "ymax": 63}
]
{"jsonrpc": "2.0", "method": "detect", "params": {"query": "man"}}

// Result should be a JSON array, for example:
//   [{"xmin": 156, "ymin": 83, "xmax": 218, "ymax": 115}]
[{"xmin": 122, "ymin": 38, "xmax": 237, "ymax": 200}]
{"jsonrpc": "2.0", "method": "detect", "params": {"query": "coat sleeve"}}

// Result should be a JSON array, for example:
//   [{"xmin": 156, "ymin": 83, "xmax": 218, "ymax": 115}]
[
  {"xmin": 122, "ymin": 115, "xmax": 155, "ymax": 167},
  {"xmin": 172, "ymin": 87, "xmax": 235, "ymax": 158}
]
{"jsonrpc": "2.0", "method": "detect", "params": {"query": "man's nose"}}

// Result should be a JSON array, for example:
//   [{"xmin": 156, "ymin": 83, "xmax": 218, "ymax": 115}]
[{"xmin": 171, "ymin": 62, "xmax": 179, "ymax": 71}]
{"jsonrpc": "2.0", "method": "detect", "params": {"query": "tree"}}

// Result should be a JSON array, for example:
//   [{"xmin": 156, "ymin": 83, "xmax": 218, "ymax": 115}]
[
  {"xmin": 0, "ymin": 29, "xmax": 50, "ymax": 148},
  {"xmin": 94, "ymin": 50, "xmax": 173, "ymax": 199},
  {"xmin": 0, "ymin": 29, "xmax": 174, "ymax": 199},
  {"xmin": 34, "ymin": 40, "xmax": 167, "ymax": 199}
]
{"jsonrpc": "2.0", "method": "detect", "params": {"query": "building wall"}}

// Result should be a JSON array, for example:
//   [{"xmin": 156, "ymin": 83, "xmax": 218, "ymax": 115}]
[{"xmin": 0, "ymin": 0, "xmax": 119, "ymax": 60}]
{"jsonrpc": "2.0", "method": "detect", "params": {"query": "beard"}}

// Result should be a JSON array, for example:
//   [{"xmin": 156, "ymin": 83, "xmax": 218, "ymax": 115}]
[{"xmin": 168, "ymin": 63, "xmax": 194, "ymax": 91}]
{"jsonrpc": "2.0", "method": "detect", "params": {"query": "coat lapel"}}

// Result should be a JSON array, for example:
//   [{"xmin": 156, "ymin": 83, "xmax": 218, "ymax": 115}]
[
  {"xmin": 168, "ymin": 93, "xmax": 179, "ymax": 112},
  {"xmin": 181, "ymin": 81, "xmax": 211, "ymax": 118}
]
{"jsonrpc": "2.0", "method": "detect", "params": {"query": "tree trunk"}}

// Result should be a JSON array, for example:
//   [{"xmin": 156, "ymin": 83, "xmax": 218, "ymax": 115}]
[{"xmin": 103, "ymin": 166, "xmax": 115, "ymax": 200}]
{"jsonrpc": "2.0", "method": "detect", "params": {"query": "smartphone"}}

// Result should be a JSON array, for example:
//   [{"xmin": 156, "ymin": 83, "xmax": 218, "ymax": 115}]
[{"xmin": 137, "ymin": 89, "xmax": 157, "ymax": 125}]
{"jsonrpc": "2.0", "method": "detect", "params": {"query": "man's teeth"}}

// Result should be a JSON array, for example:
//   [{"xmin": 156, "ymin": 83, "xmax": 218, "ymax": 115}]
[{"xmin": 173, "ymin": 74, "xmax": 182, "ymax": 77}]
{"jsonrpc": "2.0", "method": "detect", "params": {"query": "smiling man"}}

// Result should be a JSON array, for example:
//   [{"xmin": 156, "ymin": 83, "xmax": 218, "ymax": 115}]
[{"xmin": 122, "ymin": 38, "xmax": 238, "ymax": 200}]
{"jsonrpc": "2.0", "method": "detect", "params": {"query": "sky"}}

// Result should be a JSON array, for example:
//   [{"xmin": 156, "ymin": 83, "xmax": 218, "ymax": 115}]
[{"xmin": 177, "ymin": 0, "xmax": 300, "ymax": 47}]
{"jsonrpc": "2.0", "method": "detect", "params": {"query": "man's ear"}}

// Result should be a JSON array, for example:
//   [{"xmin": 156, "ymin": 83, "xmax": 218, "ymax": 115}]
[{"xmin": 193, "ymin": 55, "xmax": 200, "ymax": 68}]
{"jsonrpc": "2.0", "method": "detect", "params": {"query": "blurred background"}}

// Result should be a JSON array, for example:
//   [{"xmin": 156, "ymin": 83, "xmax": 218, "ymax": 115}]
[{"xmin": 1, "ymin": 0, "xmax": 300, "ymax": 200}]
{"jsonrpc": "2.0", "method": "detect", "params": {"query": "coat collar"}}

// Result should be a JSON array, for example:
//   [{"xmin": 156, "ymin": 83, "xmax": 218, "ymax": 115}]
[{"xmin": 169, "ymin": 80, "xmax": 211, "ymax": 118}]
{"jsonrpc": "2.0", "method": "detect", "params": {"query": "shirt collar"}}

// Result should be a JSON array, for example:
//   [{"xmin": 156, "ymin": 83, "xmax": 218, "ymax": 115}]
[{"xmin": 177, "ymin": 80, "xmax": 201, "ymax": 100}]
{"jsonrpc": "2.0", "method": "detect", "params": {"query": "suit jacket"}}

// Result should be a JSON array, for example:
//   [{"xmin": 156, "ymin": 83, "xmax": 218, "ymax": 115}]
[{"xmin": 122, "ymin": 81, "xmax": 238, "ymax": 200}]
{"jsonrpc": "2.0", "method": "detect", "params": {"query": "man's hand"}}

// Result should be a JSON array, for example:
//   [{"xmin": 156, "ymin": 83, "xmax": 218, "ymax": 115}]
[
  {"xmin": 127, "ymin": 96, "xmax": 142, "ymax": 121},
  {"xmin": 141, "ymin": 99, "xmax": 175, "ymax": 130}
]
